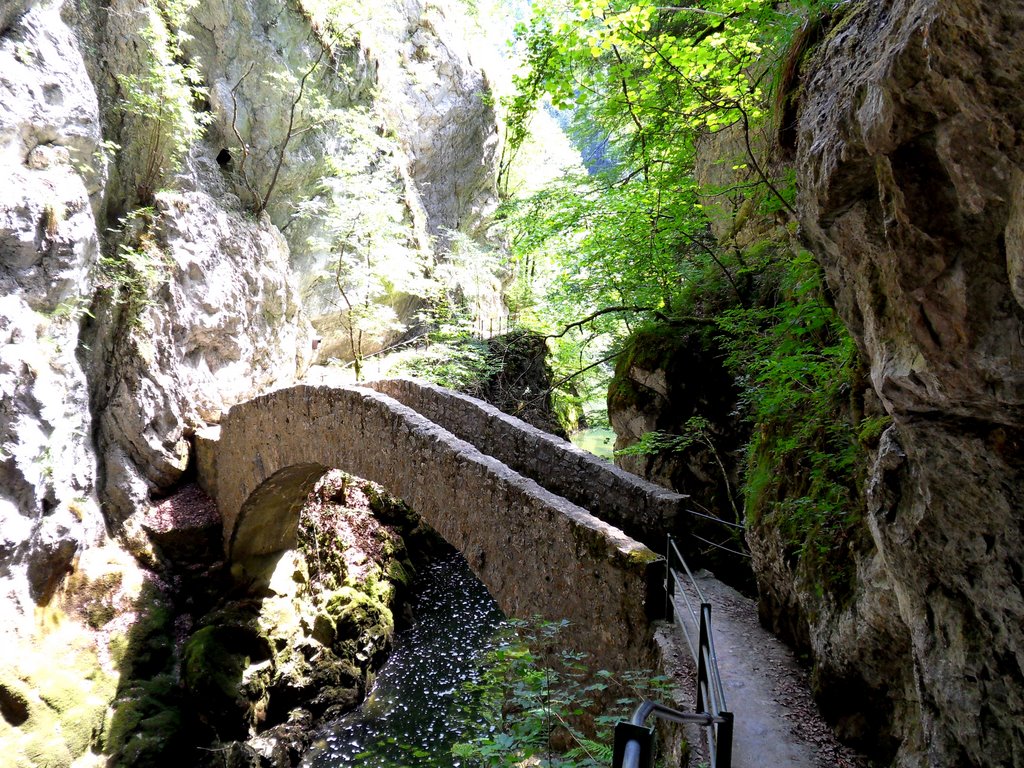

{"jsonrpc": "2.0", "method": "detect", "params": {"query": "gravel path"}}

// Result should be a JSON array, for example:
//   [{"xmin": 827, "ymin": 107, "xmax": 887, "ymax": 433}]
[{"xmin": 659, "ymin": 571, "xmax": 869, "ymax": 768}]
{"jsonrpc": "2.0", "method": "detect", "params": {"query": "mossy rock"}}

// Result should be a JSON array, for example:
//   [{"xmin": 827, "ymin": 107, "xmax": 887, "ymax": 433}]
[
  {"xmin": 365, "ymin": 485, "xmax": 418, "ymax": 529},
  {"xmin": 20, "ymin": 734, "xmax": 73, "ymax": 768},
  {"xmin": 326, "ymin": 588, "xmax": 393, "ymax": 643},
  {"xmin": 182, "ymin": 625, "xmax": 269, "ymax": 740},
  {"xmin": 114, "ymin": 586, "xmax": 175, "ymax": 679},
  {"xmin": 103, "ymin": 674, "xmax": 182, "ymax": 759},
  {"xmin": 183, "ymin": 625, "xmax": 249, "ymax": 699},
  {"xmin": 386, "ymin": 559, "xmax": 413, "ymax": 592},
  {"xmin": 65, "ymin": 570, "xmax": 123, "ymax": 629},
  {"xmin": 354, "ymin": 569, "xmax": 396, "ymax": 607},
  {"xmin": 0, "ymin": 626, "xmax": 117, "ymax": 768},
  {"xmin": 310, "ymin": 611, "xmax": 336, "ymax": 647}
]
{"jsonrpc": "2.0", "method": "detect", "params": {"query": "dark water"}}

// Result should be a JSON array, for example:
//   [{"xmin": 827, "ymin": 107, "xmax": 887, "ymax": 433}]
[{"xmin": 302, "ymin": 552, "xmax": 506, "ymax": 768}]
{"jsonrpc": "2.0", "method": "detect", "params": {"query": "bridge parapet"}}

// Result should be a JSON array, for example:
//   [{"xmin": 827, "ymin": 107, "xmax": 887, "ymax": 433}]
[
  {"xmin": 366, "ymin": 378, "xmax": 690, "ymax": 547},
  {"xmin": 211, "ymin": 384, "xmax": 662, "ymax": 672}
]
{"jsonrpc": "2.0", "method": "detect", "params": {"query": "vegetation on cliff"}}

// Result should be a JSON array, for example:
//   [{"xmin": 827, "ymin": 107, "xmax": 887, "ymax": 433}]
[
  {"xmin": 495, "ymin": 0, "xmax": 880, "ymax": 659},
  {"xmin": 88, "ymin": 474, "xmax": 429, "ymax": 767}
]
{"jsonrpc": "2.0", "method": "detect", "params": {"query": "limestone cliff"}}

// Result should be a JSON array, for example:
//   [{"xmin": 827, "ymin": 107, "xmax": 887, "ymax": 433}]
[
  {"xmin": 796, "ymin": 2, "xmax": 1024, "ymax": 766},
  {"xmin": 0, "ymin": 0, "xmax": 499, "ymax": 763}
]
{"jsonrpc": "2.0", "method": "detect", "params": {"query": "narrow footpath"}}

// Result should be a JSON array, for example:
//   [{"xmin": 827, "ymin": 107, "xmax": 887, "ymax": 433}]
[{"xmin": 659, "ymin": 571, "xmax": 869, "ymax": 768}]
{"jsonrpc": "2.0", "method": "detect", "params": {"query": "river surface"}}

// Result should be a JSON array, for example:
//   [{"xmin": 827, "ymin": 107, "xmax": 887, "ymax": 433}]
[
  {"xmin": 302, "ymin": 551, "xmax": 505, "ymax": 767},
  {"xmin": 570, "ymin": 426, "xmax": 616, "ymax": 460}
]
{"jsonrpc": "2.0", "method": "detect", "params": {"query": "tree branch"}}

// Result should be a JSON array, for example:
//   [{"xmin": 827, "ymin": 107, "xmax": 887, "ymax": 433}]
[
  {"xmin": 611, "ymin": 44, "xmax": 649, "ymax": 183},
  {"xmin": 545, "ymin": 349, "xmax": 625, "ymax": 398},
  {"xmin": 543, "ymin": 306, "xmax": 667, "ymax": 340},
  {"xmin": 653, "ymin": 6, "xmax": 729, "ymax": 16},
  {"xmin": 258, "ymin": 40, "xmax": 329, "ymax": 216}
]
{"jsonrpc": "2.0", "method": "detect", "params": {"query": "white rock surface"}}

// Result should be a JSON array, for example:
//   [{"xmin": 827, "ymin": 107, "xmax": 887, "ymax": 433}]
[
  {"xmin": 0, "ymin": 3, "xmax": 106, "ymax": 611},
  {"xmin": 186, "ymin": 0, "xmax": 500, "ymax": 359},
  {"xmin": 92, "ymin": 167, "xmax": 314, "ymax": 522}
]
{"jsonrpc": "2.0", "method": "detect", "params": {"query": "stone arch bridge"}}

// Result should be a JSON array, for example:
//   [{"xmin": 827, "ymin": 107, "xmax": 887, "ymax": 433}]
[{"xmin": 198, "ymin": 379, "xmax": 690, "ymax": 671}]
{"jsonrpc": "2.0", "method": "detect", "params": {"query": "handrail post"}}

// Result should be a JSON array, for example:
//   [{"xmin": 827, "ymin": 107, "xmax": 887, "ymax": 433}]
[
  {"xmin": 664, "ymin": 535, "xmax": 675, "ymax": 623},
  {"xmin": 696, "ymin": 602, "xmax": 711, "ymax": 712},
  {"xmin": 716, "ymin": 711, "xmax": 734, "ymax": 768},
  {"xmin": 612, "ymin": 721, "xmax": 654, "ymax": 768}
]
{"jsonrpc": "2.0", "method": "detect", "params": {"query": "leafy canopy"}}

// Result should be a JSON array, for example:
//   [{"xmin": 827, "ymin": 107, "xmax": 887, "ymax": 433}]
[{"xmin": 497, "ymin": 0, "xmax": 825, "ymax": 404}]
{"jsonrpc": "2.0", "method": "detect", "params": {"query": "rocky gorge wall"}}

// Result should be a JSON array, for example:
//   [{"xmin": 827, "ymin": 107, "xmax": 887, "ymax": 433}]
[
  {"xmin": 0, "ymin": 0, "xmax": 500, "ymax": 763},
  {"xmin": 796, "ymin": 2, "xmax": 1024, "ymax": 766},
  {"xmin": 601, "ymin": 4, "xmax": 1024, "ymax": 766}
]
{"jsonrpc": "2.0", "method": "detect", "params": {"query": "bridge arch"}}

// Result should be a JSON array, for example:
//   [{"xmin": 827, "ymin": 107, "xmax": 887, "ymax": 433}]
[{"xmin": 207, "ymin": 384, "xmax": 662, "ymax": 671}]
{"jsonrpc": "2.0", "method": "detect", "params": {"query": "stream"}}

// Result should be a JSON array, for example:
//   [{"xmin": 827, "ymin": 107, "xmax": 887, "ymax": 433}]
[
  {"xmin": 301, "ymin": 550, "xmax": 506, "ymax": 767},
  {"xmin": 570, "ymin": 426, "xmax": 616, "ymax": 460}
]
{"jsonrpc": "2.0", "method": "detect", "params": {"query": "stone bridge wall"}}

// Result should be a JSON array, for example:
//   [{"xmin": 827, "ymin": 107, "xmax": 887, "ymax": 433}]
[
  {"xmin": 368, "ymin": 378, "xmax": 690, "ymax": 548},
  {"xmin": 210, "ymin": 384, "xmax": 662, "ymax": 672}
]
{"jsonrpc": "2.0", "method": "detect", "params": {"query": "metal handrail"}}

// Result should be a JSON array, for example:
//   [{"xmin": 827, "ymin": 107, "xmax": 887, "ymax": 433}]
[
  {"xmin": 614, "ymin": 700, "xmax": 728, "ymax": 768},
  {"xmin": 683, "ymin": 507, "xmax": 751, "ymax": 559},
  {"xmin": 612, "ymin": 536, "xmax": 735, "ymax": 768},
  {"xmin": 665, "ymin": 535, "xmax": 733, "ymax": 768}
]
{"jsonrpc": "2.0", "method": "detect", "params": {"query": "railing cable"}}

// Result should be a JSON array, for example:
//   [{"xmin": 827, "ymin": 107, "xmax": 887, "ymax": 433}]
[
  {"xmin": 615, "ymin": 536, "xmax": 734, "ymax": 768},
  {"xmin": 683, "ymin": 507, "xmax": 746, "ymax": 530},
  {"xmin": 692, "ymin": 533, "xmax": 752, "ymax": 559}
]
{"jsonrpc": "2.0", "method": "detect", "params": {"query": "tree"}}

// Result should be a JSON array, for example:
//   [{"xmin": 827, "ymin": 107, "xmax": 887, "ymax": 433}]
[
  {"xmin": 296, "ymin": 116, "xmax": 432, "ymax": 379},
  {"xmin": 496, "ymin": 0, "xmax": 825, "ymax": 401},
  {"xmin": 116, "ymin": 0, "xmax": 210, "ymax": 204}
]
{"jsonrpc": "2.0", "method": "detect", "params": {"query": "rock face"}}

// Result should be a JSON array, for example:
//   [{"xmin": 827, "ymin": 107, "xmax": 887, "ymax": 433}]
[
  {"xmin": 86, "ymin": 181, "xmax": 314, "ymax": 525},
  {"xmin": 181, "ymin": 0, "xmax": 500, "ymax": 362},
  {"xmin": 0, "ymin": 1, "xmax": 107, "ymax": 612},
  {"xmin": 376, "ymin": 0, "xmax": 500, "ymax": 243},
  {"xmin": 608, "ymin": 323, "xmax": 745, "ymax": 520},
  {"xmin": 797, "ymin": 2, "xmax": 1024, "ymax": 765},
  {"xmin": 0, "ymin": 0, "xmax": 502, "ymax": 762}
]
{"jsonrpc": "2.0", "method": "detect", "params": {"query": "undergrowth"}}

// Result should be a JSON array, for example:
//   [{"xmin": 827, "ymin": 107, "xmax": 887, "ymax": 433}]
[
  {"xmin": 451, "ymin": 619, "xmax": 674, "ymax": 767},
  {"xmin": 716, "ymin": 246, "xmax": 871, "ymax": 601}
]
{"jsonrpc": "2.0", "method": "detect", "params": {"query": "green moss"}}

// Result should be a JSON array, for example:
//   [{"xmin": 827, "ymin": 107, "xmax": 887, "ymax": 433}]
[
  {"xmin": 365, "ymin": 485, "xmax": 418, "ymax": 528},
  {"xmin": 0, "ymin": 623, "xmax": 118, "ymax": 767},
  {"xmin": 615, "ymin": 322, "xmax": 688, "ymax": 376},
  {"xmin": 117, "ymin": 587, "xmax": 175, "ymax": 680},
  {"xmin": 182, "ymin": 626, "xmax": 248, "ymax": 703},
  {"xmin": 858, "ymin": 414, "xmax": 892, "ymax": 447},
  {"xmin": 59, "ymin": 702, "xmax": 104, "ymax": 756},
  {"xmin": 745, "ymin": 417, "xmax": 867, "ymax": 608},
  {"xmin": 327, "ymin": 587, "xmax": 394, "ymax": 642},
  {"xmin": 66, "ymin": 571, "xmax": 122, "ymax": 630},
  {"xmin": 22, "ymin": 734, "xmax": 72, "ymax": 768},
  {"xmin": 625, "ymin": 546, "xmax": 662, "ymax": 567},
  {"xmin": 110, "ymin": 697, "xmax": 186, "ymax": 767},
  {"xmin": 107, "ymin": 634, "xmax": 128, "ymax": 667},
  {"xmin": 607, "ymin": 321, "xmax": 720, "ymax": 418},
  {"xmin": 36, "ymin": 667, "xmax": 89, "ymax": 715},
  {"xmin": 180, "ymin": 623, "xmax": 270, "ymax": 741},
  {"xmin": 386, "ymin": 559, "xmax": 412, "ymax": 591},
  {"xmin": 103, "ymin": 674, "xmax": 180, "ymax": 756}
]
